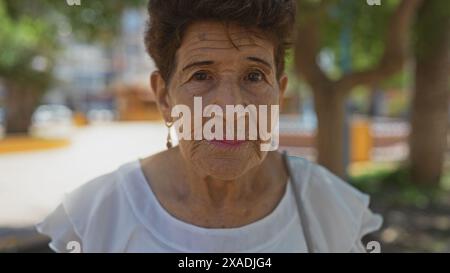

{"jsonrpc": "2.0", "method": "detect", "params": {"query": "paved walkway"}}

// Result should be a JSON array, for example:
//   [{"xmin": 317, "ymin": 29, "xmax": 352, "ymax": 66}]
[{"xmin": 0, "ymin": 121, "xmax": 167, "ymax": 227}]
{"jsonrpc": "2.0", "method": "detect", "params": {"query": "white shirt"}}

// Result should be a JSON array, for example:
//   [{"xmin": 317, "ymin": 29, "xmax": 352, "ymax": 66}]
[{"xmin": 36, "ymin": 156, "xmax": 382, "ymax": 253}]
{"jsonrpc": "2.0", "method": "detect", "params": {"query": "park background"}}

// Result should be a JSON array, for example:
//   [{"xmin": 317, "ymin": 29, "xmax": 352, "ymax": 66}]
[{"xmin": 0, "ymin": 0, "xmax": 449, "ymax": 252}]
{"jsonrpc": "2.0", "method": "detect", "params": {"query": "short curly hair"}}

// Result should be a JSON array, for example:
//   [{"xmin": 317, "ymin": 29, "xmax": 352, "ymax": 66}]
[{"xmin": 144, "ymin": 0, "xmax": 296, "ymax": 83}]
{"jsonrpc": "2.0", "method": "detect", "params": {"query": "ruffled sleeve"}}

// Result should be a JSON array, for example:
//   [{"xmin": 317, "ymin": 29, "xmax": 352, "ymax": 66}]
[
  {"xmin": 287, "ymin": 156, "xmax": 383, "ymax": 253},
  {"xmin": 35, "ymin": 170, "xmax": 120, "ymax": 253},
  {"xmin": 35, "ymin": 203, "xmax": 83, "ymax": 253},
  {"xmin": 349, "ymin": 207, "xmax": 383, "ymax": 253},
  {"xmin": 35, "ymin": 163, "xmax": 143, "ymax": 253}
]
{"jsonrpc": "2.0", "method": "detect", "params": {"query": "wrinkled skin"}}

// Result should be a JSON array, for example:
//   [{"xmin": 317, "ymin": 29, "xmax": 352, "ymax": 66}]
[{"xmin": 141, "ymin": 21, "xmax": 289, "ymax": 228}]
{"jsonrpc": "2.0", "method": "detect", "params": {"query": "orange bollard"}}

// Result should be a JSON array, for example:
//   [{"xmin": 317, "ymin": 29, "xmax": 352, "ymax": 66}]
[{"xmin": 351, "ymin": 117, "xmax": 372, "ymax": 162}]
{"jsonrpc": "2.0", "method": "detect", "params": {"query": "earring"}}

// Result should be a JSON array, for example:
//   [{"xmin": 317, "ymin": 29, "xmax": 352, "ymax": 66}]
[{"xmin": 165, "ymin": 120, "xmax": 173, "ymax": 149}]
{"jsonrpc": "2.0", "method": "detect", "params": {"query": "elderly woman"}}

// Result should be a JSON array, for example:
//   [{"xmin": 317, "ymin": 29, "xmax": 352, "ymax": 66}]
[{"xmin": 37, "ymin": 0, "xmax": 382, "ymax": 253}]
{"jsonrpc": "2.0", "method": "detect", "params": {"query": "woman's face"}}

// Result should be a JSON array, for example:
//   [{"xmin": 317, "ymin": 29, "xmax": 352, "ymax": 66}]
[{"xmin": 152, "ymin": 21, "xmax": 288, "ymax": 180}]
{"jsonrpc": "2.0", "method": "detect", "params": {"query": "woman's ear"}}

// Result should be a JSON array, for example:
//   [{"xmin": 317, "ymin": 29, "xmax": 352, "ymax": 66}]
[
  {"xmin": 278, "ymin": 73, "xmax": 288, "ymax": 108},
  {"xmin": 150, "ymin": 71, "xmax": 172, "ymax": 122}
]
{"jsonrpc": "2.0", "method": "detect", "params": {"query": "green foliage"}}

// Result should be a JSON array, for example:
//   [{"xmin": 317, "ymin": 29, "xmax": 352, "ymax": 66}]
[
  {"xmin": 349, "ymin": 86, "xmax": 370, "ymax": 113},
  {"xmin": 0, "ymin": 0, "xmax": 146, "ymax": 89},
  {"xmin": 295, "ymin": 0, "xmax": 402, "ymax": 77},
  {"xmin": 293, "ymin": 0, "xmax": 417, "ymax": 115},
  {"xmin": 320, "ymin": 0, "xmax": 400, "ymax": 74},
  {"xmin": 350, "ymin": 164, "xmax": 450, "ymax": 208},
  {"xmin": 3, "ymin": 0, "xmax": 146, "ymax": 41},
  {"xmin": 0, "ymin": 0, "xmax": 56, "ymax": 89}
]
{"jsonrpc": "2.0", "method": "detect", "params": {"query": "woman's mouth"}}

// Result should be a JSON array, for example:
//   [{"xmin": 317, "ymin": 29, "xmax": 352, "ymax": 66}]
[{"xmin": 208, "ymin": 139, "xmax": 247, "ymax": 148}]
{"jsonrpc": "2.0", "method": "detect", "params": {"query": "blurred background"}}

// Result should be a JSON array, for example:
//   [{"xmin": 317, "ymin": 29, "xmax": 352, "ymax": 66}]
[{"xmin": 0, "ymin": 0, "xmax": 449, "ymax": 252}]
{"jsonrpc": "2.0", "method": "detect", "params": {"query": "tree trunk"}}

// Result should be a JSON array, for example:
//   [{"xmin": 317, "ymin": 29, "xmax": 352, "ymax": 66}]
[
  {"xmin": 294, "ymin": 0, "xmax": 422, "ymax": 178},
  {"xmin": 314, "ymin": 88, "xmax": 347, "ymax": 177},
  {"xmin": 4, "ymin": 81, "xmax": 43, "ymax": 135},
  {"xmin": 409, "ymin": 0, "xmax": 450, "ymax": 186}
]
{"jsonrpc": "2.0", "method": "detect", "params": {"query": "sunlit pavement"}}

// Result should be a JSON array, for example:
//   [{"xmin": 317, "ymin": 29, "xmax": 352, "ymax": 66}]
[{"xmin": 0, "ymin": 121, "xmax": 167, "ymax": 228}]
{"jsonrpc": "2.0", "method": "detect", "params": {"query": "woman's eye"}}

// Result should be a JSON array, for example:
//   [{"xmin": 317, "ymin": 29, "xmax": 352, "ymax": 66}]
[
  {"xmin": 246, "ymin": 71, "xmax": 264, "ymax": 82},
  {"xmin": 192, "ymin": 71, "xmax": 210, "ymax": 81}
]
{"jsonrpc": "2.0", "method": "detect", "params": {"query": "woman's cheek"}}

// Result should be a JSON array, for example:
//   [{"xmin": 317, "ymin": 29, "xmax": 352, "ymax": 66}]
[
  {"xmin": 182, "ymin": 81, "xmax": 215, "ymax": 97},
  {"xmin": 243, "ymin": 84, "xmax": 279, "ymax": 104}
]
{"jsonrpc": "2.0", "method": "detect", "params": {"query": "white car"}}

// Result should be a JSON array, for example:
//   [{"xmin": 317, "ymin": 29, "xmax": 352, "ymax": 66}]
[
  {"xmin": 30, "ymin": 105, "xmax": 74, "ymax": 139},
  {"xmin": 87, "ymin": 108, "xmax": 115, "ymax": 124}
]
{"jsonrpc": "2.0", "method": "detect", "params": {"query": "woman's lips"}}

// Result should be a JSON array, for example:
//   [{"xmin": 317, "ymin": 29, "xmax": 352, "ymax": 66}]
[{"xmin": 209, "ymin": 139, "xmax": 247, "ymax": 147}]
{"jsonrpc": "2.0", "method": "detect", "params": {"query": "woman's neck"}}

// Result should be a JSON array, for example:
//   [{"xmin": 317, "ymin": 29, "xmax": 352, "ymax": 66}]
[
  {"xmin": 141, "ymin": 148, "xmax": 288, "ymax": 228},
  {"xmin": 180, "ymin": 152, "xmax": 278, "ymax": 209}
]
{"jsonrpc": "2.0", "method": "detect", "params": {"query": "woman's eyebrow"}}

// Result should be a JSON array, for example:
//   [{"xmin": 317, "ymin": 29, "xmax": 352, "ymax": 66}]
[
  {"xmin": 246, "ymin": 57, "xmax": 273, "ymax": 70},
  {"xmin": 181, "ymin": 57, "xmax": 272, "ymax": 72},
  {"xmin": 182, "ymin": 60, "xmax": 214, "ymax": 71}
]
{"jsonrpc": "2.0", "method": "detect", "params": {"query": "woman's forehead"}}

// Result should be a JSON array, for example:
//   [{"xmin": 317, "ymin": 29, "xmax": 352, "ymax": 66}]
[
  {"xmin": 177, "ymin": 21, "xmax": 275, "ymax": 62},
  {"xmin": 182, "ymin": 21, "xmax": 271, "ymax": 42}
]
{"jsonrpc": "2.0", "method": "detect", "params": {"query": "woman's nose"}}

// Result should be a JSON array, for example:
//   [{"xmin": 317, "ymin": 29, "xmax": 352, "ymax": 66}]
[{"xmin": 213, "ymin": 77, "xmax": 246, "ymax": 108}]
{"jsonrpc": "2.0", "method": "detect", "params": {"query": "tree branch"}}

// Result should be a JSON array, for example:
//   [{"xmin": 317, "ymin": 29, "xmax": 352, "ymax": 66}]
[
  {"xmin": 335, "ymin": 0, "xmax": 424, "ymax": 94},
  {"xmin": 294, "ymin": 1, "xmax": 332, "ymax": 92}
]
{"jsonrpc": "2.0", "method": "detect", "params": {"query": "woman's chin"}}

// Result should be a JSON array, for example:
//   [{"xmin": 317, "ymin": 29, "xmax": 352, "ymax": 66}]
[{"xmin": 180, "ymin": 140, "xmax": 264, "ymax": 180}]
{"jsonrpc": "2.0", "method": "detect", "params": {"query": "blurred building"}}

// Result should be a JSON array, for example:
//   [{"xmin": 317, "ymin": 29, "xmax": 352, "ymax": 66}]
[
  {"xmin": 48, "ymin": 42, "xmax": 114, "ymax": 112},
  {"xmin": 44, "ymin": 8, "xmax": 160, "ymax": 122},
  {"xmin": 111, "ymin": 9, "xmax": 160, "ymax": 121}
]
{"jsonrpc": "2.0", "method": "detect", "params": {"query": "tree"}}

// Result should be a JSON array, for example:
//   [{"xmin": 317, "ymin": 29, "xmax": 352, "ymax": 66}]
[
  {"xmin": 294, "ymin": 0, "xmax": 423, "ymax": 177},
  {"xmin": 0, "ymin": 0, "xmax": 145, "ymax": 135},
  {"xmin": 0, "ymin": 1, "xmax": 56, "ymax": 133},
  {"xmin": 409, "ymin": 0, "xmax": 450, "ymax": 186}
]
